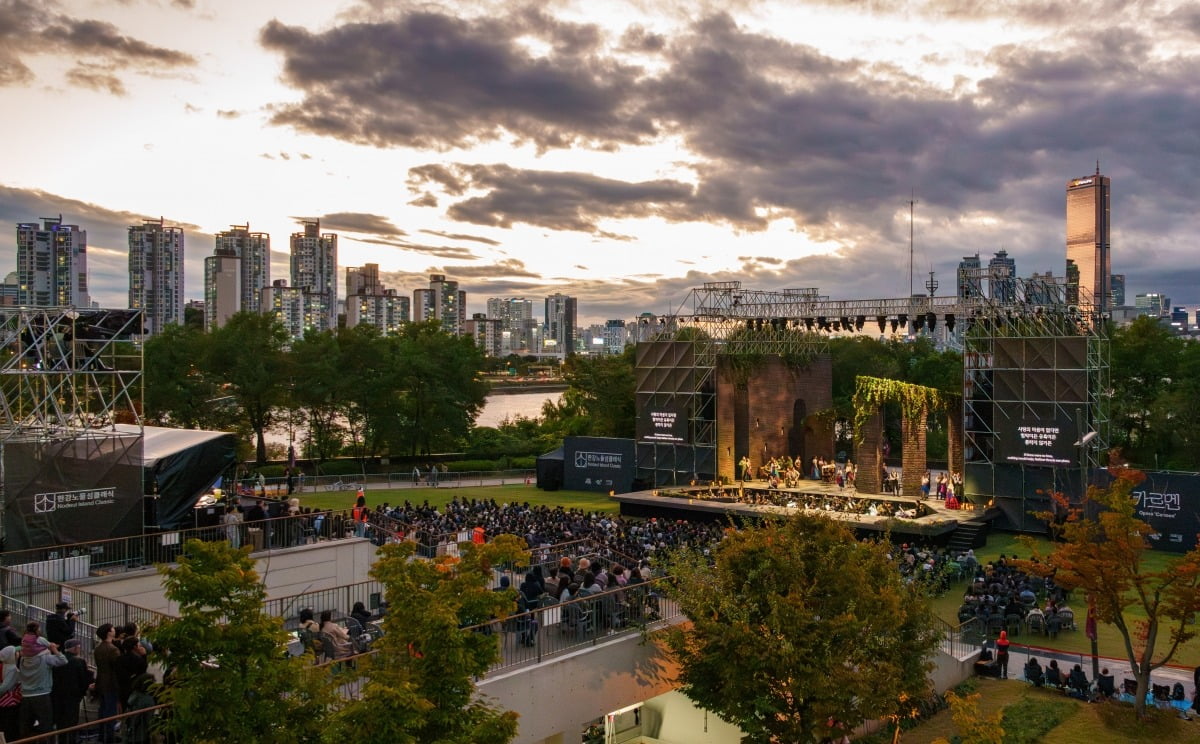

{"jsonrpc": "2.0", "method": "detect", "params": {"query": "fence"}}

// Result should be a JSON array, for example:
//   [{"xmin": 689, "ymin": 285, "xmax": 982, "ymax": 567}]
[
  {"xmin": 6, "ymin": 703, "xmax": 171, "ymax": 744},
  {"xmin": 0, "ymin": 511, "xmax": 351, "ymax": 576},
  {"xmin": 252, "ymin": 469, "xmax": 537, "ymax": 497},
  {"xmin": 264, "ymin": 579, "xmax": 387, "ymax": 626}
]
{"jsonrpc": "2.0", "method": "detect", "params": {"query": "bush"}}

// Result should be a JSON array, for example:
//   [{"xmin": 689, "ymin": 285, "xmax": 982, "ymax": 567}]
[{"xmin": 999, "ymin": 696, "xmax": 1074, "ymax": 744}]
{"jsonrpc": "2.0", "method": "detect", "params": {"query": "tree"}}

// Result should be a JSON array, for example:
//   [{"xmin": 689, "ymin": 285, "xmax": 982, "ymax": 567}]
[
  {"xmin": 287, "ymin": 330, "xmax": 346, "ymax": 463},
  {"xmin": 1109, "ymin": 316, "xmax": 1190, "ymax": 468},
  {"xmin": 338, "ymin": 325, "xmax": 402, "ymax": 462},
  {"xmin": 324, "ymin": 536, "xmax": 526, "ymax": 743},
  {"xmin": 153, "ymin": 539, "xmax": 326, "ymax": 743},
  {"xmin": 558, "ymin": 346, "xmax": 636, "ymax": 438},
  {"xmin": 393, "ymin": 321, "xmax": 489, "ymax": 455},
  {"xmin": 662, "ymin": 514, "xmax": 940, "ymax": 744},
  {"xmin": 932, "ymin": 691, "xmax": 1004, "ymax": 744},
  {"xmin": 1020, "ymin": 465, "xmax": 1200, "ymax": 718},
  {"xmin": 143, "ymin": 323, "xmax": 219, "ymax": 428},
  {"xmin": 206, "ymin": 312, "xmax": 290, "ymax": 463}
]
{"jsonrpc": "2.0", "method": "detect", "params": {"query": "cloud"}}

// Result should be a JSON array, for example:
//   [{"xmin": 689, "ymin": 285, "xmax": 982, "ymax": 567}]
[
  {"xmin": 309, "ymin": 212, "xmax": 405, "ymax": 237},
  {"xmin": 216, "ymin": 109, "xmax": 241, "ymax": 119},
  {"xmin": 0, "ymin": 0, "xmax": 196, "ymax": 93},
  {"xmin": 418, "ymin": 229, "xmax": 500, "ymax": 246},
  {"xmin": 350, "ymin": 236, "xmax": 478, "ymax": 261},
  {"xmin": 432, "ymin": 258, "xmax": 541, "ymax": 279},
  {"xmin": 259, "ymin": 8, "xmax": 655, "ymax": 150}
]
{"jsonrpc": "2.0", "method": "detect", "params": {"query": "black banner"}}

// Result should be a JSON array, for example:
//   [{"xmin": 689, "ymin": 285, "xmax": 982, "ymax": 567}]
[
  {"xmin": 3, "ymin": 432, "xmax": 144, "ymax": 551},
  {"xmin": 563, "ymin": 436, "xmax": 636, "ymax": 493},
  {"xmin": 1126, "ymin": 471, "xmax": 1200, "ymax": 553},
  {"xmin": 996, "ymin": 407, "xmax": 1078, "ymax": 469}
]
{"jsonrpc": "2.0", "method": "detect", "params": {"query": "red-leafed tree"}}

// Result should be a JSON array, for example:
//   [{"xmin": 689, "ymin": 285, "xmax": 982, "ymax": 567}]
[{"xmin": 1020, "ymin": 464, "xmax": 1200, "ymax": 717}]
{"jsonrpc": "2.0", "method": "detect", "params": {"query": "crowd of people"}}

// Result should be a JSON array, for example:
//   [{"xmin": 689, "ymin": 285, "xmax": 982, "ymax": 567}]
[
  {"xmin": 0, "ymin": 605, "xmax": 154, "ymax": 742},
  {"xmin": 739, "ymin": 454, "xmax": 857, "ymax": 489}
]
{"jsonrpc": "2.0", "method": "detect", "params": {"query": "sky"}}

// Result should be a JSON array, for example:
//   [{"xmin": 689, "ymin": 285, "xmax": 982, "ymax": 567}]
[{"xmin": 1, "ymin": 0, "xmax": 1199, "ymax": 324}]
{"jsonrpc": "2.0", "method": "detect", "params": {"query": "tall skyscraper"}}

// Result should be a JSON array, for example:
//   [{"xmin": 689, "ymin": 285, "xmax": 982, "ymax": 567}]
[
  {"xmin": 290, "ymin": 219, "xmax": 337, "ymax": 332},
  {"xmin": 214, "ymin": 224, "xmax": 271, "ymax": 314},
  {"xmin": 987, "ymin": 249, "xmax": 1016, "ymax": 304},
  {"xmin": 604, "ymin": 319, "xmax": 627, "ymax": 355},
  {"xmin": 128, "ymin": 217, "xmax": 184, "ymax": 335},
  {"xmin": 16, "ymin": 216, "xmax": 90, "ymax": 307},
  {"xmin": 1110, "ymin": 273, "xmax": 1126, "ymax": 307},
  {"xmin": 545, "ymin": 293, "xmax": 577, "ymax": 357},
  {"xmin": 204, "ymin": 246, "xmax": 241, "ymax": 330},
  {"xmin": 414, "ymin": 274, "xmax": 463, "ymax": 335},
  {"xmin": 1066, "ymin": 168, "xmax": 1111, "ymax": 313},
  {"xmin": 956, "ymin": 254, "xmax": 982, "ymax": 301}
]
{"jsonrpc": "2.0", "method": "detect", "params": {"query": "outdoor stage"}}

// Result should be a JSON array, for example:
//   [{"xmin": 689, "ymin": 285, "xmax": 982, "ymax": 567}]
[{"xmin": 612, "ymin": 480, "xmax": 1002, "ymax": 546}]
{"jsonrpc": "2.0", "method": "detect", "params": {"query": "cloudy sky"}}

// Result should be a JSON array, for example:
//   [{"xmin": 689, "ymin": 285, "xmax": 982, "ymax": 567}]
[{"xmin": 2, "ymin": 0, "xmax": 1198, "ymax": 323}]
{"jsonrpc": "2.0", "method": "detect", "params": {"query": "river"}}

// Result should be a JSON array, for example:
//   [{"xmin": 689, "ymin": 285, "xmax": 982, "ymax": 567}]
[{"xmin": 475, "ymin": 390, "xmax": 563, "ymax": 428}]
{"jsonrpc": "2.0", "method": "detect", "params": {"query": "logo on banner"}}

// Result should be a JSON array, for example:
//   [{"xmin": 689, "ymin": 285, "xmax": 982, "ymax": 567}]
[
  {"xmin": 33, "ymin": 488, "xmax": 117, "ymax": 514},
  {"xmin": 575, "ymin": 452, "xmax": 622, "ymax": 470}
]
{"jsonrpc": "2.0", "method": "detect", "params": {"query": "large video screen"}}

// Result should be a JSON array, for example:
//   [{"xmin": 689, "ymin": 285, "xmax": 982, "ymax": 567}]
[
  {"xmin": 637, "ymin": 399, "xmax": 689, "ymax": 444},
  {"xmin": 995, "ymin": 406, "xmax": 1078, "ymax": 468}
]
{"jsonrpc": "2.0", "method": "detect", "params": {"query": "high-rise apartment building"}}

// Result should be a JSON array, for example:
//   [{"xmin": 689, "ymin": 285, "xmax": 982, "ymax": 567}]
[
  {"xmin": 260, "ymin": 279, "xmax": 319, "ymax": 340},
  {"xmin": 1110, "ymin": 274, "xmax": 1126, "ymax": 307},
  {"xmin": 1135, "ymin": 293, "xmax": 1169, "ymax": 317},
  {"xmin": 204, "ymin": 246, "xmax": 241, "ymax": 330},
  {"xmin": 956, "ymin": 254, "xmax": 982, "ymax": 301},
  {"xmin": 290, "ymin": 220, "xmax": 337, "ymax": 332},
  {"xmin": 987, "ymin": 250, "xmax": 1016, "ymax": 304},
  {"xmin": 486, "ymin": 297, "xmax": 535, "ymax": 353},
  {"xmin": 346, "ymin": 263, "xmax": 384, "ymax": 297},
  {"xmin": 214, "ymin": 224, "xmax": 270, "ymax": 314},
  {"xmin": 1066, "ymin": 169, "xmax": 1111, "ymax": 313},
  {"xmin": 346, "ymin": 264, "xmax": 409, "ymax": 334},
  {"xmin": 604, "ymin": 320, "xmax": 627, "ymax": 355},
  {"xmin": 0, "ymin": 272, "xmax": 18, "ymax": 307},
  {"xmin": 16, "ymin": 216, "xmax": 90, "ymax": 307},
  {"xmin": 414, "ymin": 274, "xmax": 464, "ymax": 335},
  {"xmin": 544, "ymin": 293, "xmax": 577, "ymax": 357},
  {"xmin": 128, "ymin": 217, "xmax": 184, "ymax": 335},
  {"xmin": 464, "ymin": 313, "xmax": 503, "ymax": 357}
]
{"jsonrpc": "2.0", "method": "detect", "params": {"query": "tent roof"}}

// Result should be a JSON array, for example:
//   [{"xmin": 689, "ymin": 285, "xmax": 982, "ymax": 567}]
[
  {"xmin": 538, "ymin": 447, "xmax": 564, "ymax": 461},
  {"xmin": 113, "ymin": 424, "xmax": 237, "ymax": 466}
]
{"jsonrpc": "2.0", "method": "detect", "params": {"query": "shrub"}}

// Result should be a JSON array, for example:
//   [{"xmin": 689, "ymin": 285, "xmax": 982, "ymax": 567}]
[{"xmin": 999, "ymin": 696, "xmax": 1074, "ymax": 744}]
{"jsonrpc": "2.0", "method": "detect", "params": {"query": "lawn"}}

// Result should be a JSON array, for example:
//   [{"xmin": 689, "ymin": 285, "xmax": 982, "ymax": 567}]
[
  {"xmin": 292, "ymin": 484, "xmax": 621, "ymax": 515},
  {"xmin": 935, "ymin": 531, "xmax": 1200, "ymax": 668},
  {"xmin": 893, "ymin": 678, "xmax": 1200, "ymax": 743}
]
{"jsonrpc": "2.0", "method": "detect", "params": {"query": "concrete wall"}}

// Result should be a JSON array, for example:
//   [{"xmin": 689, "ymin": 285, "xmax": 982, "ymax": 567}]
[
  {"xmin": 641, "ymin": 690, "xmax": 743, "ymax": 744},
  {"xmin": 75, "ymin": 539, "xmax": 375, "ymax": 615}
]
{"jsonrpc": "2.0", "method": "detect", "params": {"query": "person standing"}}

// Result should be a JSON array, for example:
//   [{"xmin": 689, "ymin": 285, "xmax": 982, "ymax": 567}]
[
  {"xmin": 92, "ymin": 623, "xmax": 121, "ymax": 743},
  {"xmin": 430, "ymin": 464, "xmax": 439, "ymax": 487},
  {"xmin": 996, "ymin": 630, "xmax": 1011, "ymax": 679},
  {"xmin": 0, "ymin": 645, "xmax": 21, "ymax": 742},
  {"xmin": 413, "ymin": 465, "xmax": 421, "ymax": 485},
  {"xmin": 0, "ymin": 623, "xmax": 68, "ymax": 737},
  {"xmin": 51, "ymin": 638, "xmax": 93, "ymax": 741},
  {"xmin": 739, "ymin": 455, "xmax": 751, "ymax": 483},
  {"xmin": 45, "ymin": 602, "xmax": 76, "ymax": 647},
  {"xmin": 224, "ymin": 504, "xmax": 243, "ymax": 549}
]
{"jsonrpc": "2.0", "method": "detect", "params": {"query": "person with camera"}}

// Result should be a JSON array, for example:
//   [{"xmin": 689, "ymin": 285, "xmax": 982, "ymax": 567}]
[{"xmin": 46, "ymin": 602, "xmax": 81, "ymax": 647}]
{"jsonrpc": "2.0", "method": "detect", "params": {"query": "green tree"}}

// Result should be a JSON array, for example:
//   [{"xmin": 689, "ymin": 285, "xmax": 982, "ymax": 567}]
[
  {"xmin": 558, "ymin": 346, "xmax": 636, "ymax": 438},
  {"xmin": 1109, "ymin": 315, "xmax": 1192, "ymax": 468},
  {"xmin": 663, "ymin": 514, "xmax": 939, "ymax": 744},
  {"xmin": 153, "ymin": 539, "xmax": 326, "ymax": 743},
  {"xmin": 324, "ymin": 536, "xmax": 526, "ymax": 743},
  {"xmin": 288, "ymin": 330, "xmax": 346, "ymax": 462},
  {"xmin": 183, "ymin": 304, "xmax": 205, "ymax": 331},
  {"xmin": 1020, "ymin": 465, "xmax": 1200, "ymax": 718},
  {"xmin": 338, "ymin": 325, "xmax": 402, "ymax": 462},
  {"xmin": 393, "ymin": 321, "xmax": 489, "ymax": 455},
  {"xmin": 143, "ymin": 323, "xmax": 216, "ymax": 428},
  {"xmin": 206, "ymin": 312, "xmax": 290, "ymax": 463}
]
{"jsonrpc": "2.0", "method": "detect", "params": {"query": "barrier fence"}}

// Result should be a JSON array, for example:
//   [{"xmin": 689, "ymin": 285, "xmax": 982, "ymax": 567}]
[{"xmin": 245, "ymin": 468, "xmax": 538, "ymax": 497}]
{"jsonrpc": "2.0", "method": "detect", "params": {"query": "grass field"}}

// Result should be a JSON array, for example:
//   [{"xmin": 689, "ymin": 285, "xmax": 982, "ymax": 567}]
[{"xmin": 893, "ymin": 678, "xmax": 1200, "ymax": 743}]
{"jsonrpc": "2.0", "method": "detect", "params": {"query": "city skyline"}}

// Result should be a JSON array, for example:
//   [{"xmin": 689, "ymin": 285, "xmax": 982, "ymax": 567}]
[{"xmin": 2, "ymin": 1, "xmax": 1200, "ymax": 323}]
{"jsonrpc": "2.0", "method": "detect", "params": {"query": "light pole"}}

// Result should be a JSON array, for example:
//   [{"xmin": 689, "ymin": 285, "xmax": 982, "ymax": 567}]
[{"xmin": 1074, "ymin": 408, "xmax": 1099, "ymax": 679}]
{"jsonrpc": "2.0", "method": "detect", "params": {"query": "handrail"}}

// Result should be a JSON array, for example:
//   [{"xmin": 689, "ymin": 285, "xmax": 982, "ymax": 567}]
[{"xmin": 8, "ymin": 703, "xmax": 172, "ymax": 744}]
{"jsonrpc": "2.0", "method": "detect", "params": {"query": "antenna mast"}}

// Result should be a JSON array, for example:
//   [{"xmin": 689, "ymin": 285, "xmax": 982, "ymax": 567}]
[{"xmin": 908, "ymin": 192, "xmax": 917, "ymax": 298}]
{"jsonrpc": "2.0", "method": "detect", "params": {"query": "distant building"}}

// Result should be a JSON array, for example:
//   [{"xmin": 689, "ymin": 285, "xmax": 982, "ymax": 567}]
[
  {"xmin": 1135, "ymin": 293, "xmax": 1169, "ymax": 317},
  {"xmin": 957, "ymin": 254, "xmax": 982, "ymax": 300},
  {"xmin": 1025, "ymin": 271, "xmax": 1058, "ymax": 305},
  {"xmin": 464, "ymin": 313, "xmax": 503, "ymax": 357},
  {"xmin": 1065, "ymin": 259, "xmax": 1080, "ymax": 306},
  {"xmin": 987, "ymin": 250, "xmax": 1016, "ymax": 303},
  {"xmin": 604, "ymin": 319, "xmax": 627, "ymax": 354},
  {"xmin": 290, "ymin": 220, "xmax": 337, "ymax": 332},
  {"xmin": 260, "ymin": 280, "xmax": 320, "ymax": 340},
  {"xmin": 1170, "ymin": 306, "xmax": 1189, "ymax": 333},
  {"xmin": 204, "ymin": 246, "xmax": 241, "ymax": 330},
  {"xmin": 1066, "ymin": 169, "xmax": 1111, "ymax": 312},
  {"xmin": 0, "ymin": 271, "xmax": 18, "ymax": 306},
  {"xmin": 414, "ymin": 274, "xmax": 465, "ymax": 335},
  {"xmin": 487, "ymin": 297, "xmax": 536, "ymax": 353},
  {"xmin": 544, "ymin": 293, "xmax": 577, "ymax": 357},
  {"xmin": 1110, "ymin": 273, "xmax": 1126, "ymax": 307},
  {"xmin": 346, "ymin": 289, "xmax": 409, "ymax": 335},
  {"xmin": 346, "ymin": 263, "xmax": 384, "ymax": 297},
  {"xmin": 128, "ymin": 217, "xmax": 184, "ymax": 335},
  {"xmin": 16, "ymin": 216, "xmax": 90, "ymax": 307},
  {"xmin": 629, "ymin": 313, "xmax": 659, "ymax": 343},
  {"xmin": 214, "ymin": 224, "xmax": 270, "ymax": 314}
]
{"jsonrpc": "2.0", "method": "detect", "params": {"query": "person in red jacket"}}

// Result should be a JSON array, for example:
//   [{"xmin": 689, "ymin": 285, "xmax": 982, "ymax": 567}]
[{"xmin": 996, "ymin": 630, "xmax": 1011, "ymax": 679}]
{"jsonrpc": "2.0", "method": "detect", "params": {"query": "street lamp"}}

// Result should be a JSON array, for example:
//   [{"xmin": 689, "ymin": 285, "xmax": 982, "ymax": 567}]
[{"xmin": 1073, "ymin": 411, "xmax": 1099, "ymax": 679}]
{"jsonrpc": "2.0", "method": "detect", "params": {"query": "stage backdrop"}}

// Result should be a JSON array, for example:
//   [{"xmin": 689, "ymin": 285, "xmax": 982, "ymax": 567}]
[
  {"xmin": 563, "ymin": 436, "xmax": 636, "ymax": 493},
  {"xmin": 3, "ymin": 431, "xmax": 144, "ymax": 551}
]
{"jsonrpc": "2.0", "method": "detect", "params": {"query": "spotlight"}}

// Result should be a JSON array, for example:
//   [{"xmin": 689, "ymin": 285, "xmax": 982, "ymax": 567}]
[
  {"xmin": 889, "ymin": 318, "xmax": 899, "ymax": 333},
  {"xmin": 926, "ymin": 312, "xmax": 937, "ymax": 331},
  {"xmin": 816, "ymin": 316, "xmax": 826, "ymax": 330},
  {"xmin": 804, "ymin": 317, "xmax": 814, "ymax": 330},
  {"xmin": 771, "ymin": 318, "xmax": 780, "ymax": 330},
  {"xmin": 832, "ymin": 320, "xmax": 841, "ymax": 332},
  {"xmin": 876, "ymin": 315, "xmax": 886, "ymax": 333},
  {"xmin": 897, "ymin": 313, "xmax": 908, "ymax": 327},
  {"xmin": 840, "ymin": 317, "xmax": 851, "ymax": 331},
  {"xmin": 855, "ymin": 315, "xmax": 866, "ymax": 331},
  {"xmin": 945, "ymin": 314, "xmax": 956, "ymax": 332},
  {"xmin": 913, "ymin": 314, "xmax": 925, "ymax": 332}
]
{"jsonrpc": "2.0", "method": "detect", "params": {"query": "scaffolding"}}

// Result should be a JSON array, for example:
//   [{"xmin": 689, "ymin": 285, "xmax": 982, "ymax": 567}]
[
  {"xmin": 0, "ymin": 307, "xmax": 144, "ymax": 545},
  {"xmin": 638, "ymin": 275, "xmax": 1108, "ymax": 496}
]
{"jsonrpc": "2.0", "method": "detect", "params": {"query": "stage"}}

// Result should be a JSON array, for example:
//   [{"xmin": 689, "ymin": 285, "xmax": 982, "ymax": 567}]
[{"xmin": 612, "ymin": 480, "xmax": 1001, "ymax": 547}]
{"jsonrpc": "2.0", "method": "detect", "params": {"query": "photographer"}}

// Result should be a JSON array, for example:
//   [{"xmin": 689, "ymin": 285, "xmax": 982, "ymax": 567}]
[{"xmin": 46, "ymin": 602, "xmax": 81, "ymax": 647}]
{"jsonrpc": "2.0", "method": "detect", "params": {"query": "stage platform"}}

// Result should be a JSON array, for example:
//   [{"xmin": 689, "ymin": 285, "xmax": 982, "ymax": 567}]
[{"xmin": 613, "ymin": 480, "xmax": 1002, "ymax": 546}]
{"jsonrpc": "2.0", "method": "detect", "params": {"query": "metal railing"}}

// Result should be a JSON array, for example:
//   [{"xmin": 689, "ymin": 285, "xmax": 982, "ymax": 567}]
[
  {"xmin": 8, "ymin": 703, "xmax": 171, "ymax": 744},
  {"xmin": 264, "ymin": 579, "xmax": 386, "ymax": 626},
  {"xmin": 936, "ymin": 616, "xmax": 984, "ymax": 660},
  {"xmin": 249, "ymin": 469, "xmax": 537, "ymax": 496},
  {"xmin": 0, "ymin": 565, "xmax": 170, "ymax": 668},
  {"xmin": 463, "ymin": 578, "xmax": 680, "ymax": 674},
  {"xmin": 0, "ymin": 510, "xmax": 354, "ymax": 575}
]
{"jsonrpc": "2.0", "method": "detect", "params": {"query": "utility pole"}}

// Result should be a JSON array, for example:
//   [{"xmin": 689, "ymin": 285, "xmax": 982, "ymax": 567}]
[{"xmin": 908, "ymin": 192, "xmax": 917, "ymax": 299}]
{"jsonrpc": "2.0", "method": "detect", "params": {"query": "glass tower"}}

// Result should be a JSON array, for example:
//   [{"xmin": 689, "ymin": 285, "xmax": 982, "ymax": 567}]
[{"xmin": 1066, "ymin": 169, "xmax": 1111, "ymax": 313}]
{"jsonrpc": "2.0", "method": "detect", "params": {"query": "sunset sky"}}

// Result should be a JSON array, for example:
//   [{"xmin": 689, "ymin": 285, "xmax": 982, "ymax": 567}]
[{"xmin": 2, "ymin": 0, "xmax": 1198, "ymax": 323}]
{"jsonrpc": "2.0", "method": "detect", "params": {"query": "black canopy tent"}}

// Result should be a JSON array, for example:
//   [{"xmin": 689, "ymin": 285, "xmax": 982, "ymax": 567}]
[{"xmin": 115, "ymin": 424, "xmax": 238, "ymax": 530}]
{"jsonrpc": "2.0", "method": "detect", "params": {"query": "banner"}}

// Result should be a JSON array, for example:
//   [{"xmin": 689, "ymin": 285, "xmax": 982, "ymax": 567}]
[
  {"xmin": 563, "ymin": 436, "xmax": 636, "ymax": 493},
  {"xmin": 2, "ymin": 432, "xmax": 144, "ymax": 551}
]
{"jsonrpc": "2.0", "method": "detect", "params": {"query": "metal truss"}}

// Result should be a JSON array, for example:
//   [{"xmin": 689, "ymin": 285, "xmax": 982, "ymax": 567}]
[{"xmin": 0, "ymin": 307, "xmax": 144, "ymax": 441}]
